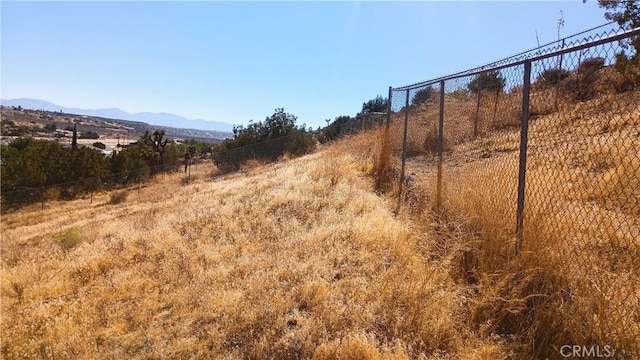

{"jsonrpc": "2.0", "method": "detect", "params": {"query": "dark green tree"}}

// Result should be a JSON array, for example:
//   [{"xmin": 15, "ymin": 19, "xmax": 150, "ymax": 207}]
[
  {"xmin": 44, "ymin": 123, "xmax": 57, "ymax": 133},
  {"xmin": 71, "ymin": 123, "xmax": 78, "ymax": 150},
  {"xmin": 213, "ymin": 108, "xmax": 315, "ymax": 172},
  {"xmin": 319, "ymin": 115, "xmax": 351, "ymax": 143},
  {"xmin": 598, "ymin": 0, "xmax": 640, "ymax": 31},
  {"xmin": 1, "ymin": 138, "xmax": 109, "ymax": 205},
  {"xmin": 79, "ymin": 131, "xmax": 99, "ymax": 139},
  {"xmin": 359, "ymin": 95, "xmax": 388, "ymax": 115},
  {"xmin": 536, "ymin": 68, "xmax": 571, "ymax": 86},
  {"xmin": 263, "ymin": 108, "xmax": 297, "ymax": 139},
  {"xmin": 411, "ymin": 86, "xmax": 437, "ymax": 106},
  {"xmin": 139, "ymin": 130, "xmax": 170, "ymax": 171},
  {"xmin": 467, "ymin": 71, "xmax": 506, "ymax": 94},
  {"xmin": 596, "ymin": 1, "xmax": 640, "ymax": 91}
]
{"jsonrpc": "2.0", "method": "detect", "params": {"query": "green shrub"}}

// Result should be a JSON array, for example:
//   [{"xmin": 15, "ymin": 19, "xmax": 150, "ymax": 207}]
[
  {"xmin": 536, "ymin": 68, "xmax": 571, "ymax": 86},
  {"xmin": 55, "ymin": 227, "xmax": 84, "ymax": 251},
  {"xmin": 612, "ymin": 47, "xmax": 640, "ymax": 93},
  {"xmin": 468, "ymin": 71, "xmax": 506, "ymax": 94},
  {"xmin": 79, "ymin": 131, "xmax": 99, "ymax": 139},
  {"xmin": 359, "ymin": 95, "xmax": 388, "ymax": 115},
  {"xmin": 412, "ymin": 86, "xmax": 437, "ymax": 106},
  {"xmin": 318, "ymin": 115, "xmax": 351, "ymax": 143}
]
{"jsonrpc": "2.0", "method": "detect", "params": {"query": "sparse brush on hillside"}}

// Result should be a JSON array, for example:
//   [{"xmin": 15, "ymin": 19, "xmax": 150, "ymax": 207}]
[
  {"xmin": 109, "ymin": 190, "xmax": 128, "ymax": 204},
  {"xmin": 1, "ymin": 130, "xmax": 516, "ymax": 359},
  {"xmin": 395, "ymin": 83, "xmax": 640, "ymax": 358},
  {"xmin": 212, "ymin": 108, "xmax": 315, "ymax": 173},
  {"xmin": 55, "ymin": 227, "xmax": 85, "ymax": 251}
]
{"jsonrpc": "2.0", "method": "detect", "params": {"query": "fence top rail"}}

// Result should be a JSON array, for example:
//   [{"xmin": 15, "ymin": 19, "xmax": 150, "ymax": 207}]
[
  {"xmin": 391, "ymin": 24, "xmax": 640, "ymax": 92},
  {"xmin": 355, "ymin": 112, "xmax": 387, "ymax": 116}
]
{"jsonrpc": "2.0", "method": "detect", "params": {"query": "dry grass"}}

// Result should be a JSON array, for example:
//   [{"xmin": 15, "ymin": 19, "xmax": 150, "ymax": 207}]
[
  {"xmin": 2, "ymin": 78, "xmax": 638, "ymax": 359},
  {"xmin": 0, "ymin": 133, "xmax": 509, "ymax": 359},
  {"xmin": 399, "ymin": 86, "xmax": 640, "ymax": 358}
]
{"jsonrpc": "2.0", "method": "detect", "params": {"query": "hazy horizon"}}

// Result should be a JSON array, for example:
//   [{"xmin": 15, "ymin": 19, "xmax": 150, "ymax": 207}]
[{"xmin": 2, "ymin": 1, "xmax": 614, "ymax": 129}]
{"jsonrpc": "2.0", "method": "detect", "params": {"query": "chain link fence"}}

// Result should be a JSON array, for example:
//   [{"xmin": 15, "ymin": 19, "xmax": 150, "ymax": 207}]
[{"xmin": 387, "ymin": 25, "xmax": 640, "ymax": 357}]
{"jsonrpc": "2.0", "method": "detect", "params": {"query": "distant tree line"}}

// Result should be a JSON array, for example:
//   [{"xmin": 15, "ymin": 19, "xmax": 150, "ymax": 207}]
[
  {"xmin": 0, "ymin": 130, "xmax": 200, "ymax": 207},
  {"xmin": 212, "ymin": 108, "xmax": 315, "ymax": 172}
]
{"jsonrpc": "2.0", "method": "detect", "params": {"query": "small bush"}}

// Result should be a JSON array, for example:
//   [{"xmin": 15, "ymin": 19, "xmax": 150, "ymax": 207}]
[
  {"xmin": 55, "ymin": 227, "xmax": 84, "ymax": 251},
  {"xmin": 468, "ymin": 70, "xmax": 506, "ymax": 94},
  {"xmin": 537, "ymin": 68, "xmax": 571, "ymax": 87},
  {"xmin": 109, "ymin": 190, "xmax": 128, "ymax": 204},
  {"xmin": 79, "ymin": 131, "xmax": 99, "ymax": 139},
  {"xmin": 412, "ymin": 86, "xmax": 437, "ymax": 106},
  {"xmin": 611, "ymin": 53, "xmax": 640, "ymax": 93},
  {"xmin": 577, "ymin": 57, "xmax": 605, "ymax": 73},
  {"xmin": 560, "ymin": 58, "xmax": 606, "ymax": 102},
  {"xmin": 449, "ymin": 88, "xmax": 471, "ymax": 101},
  {"xmin": 93, "ymin": 142, "xmax": 106, "ymax": 150}
]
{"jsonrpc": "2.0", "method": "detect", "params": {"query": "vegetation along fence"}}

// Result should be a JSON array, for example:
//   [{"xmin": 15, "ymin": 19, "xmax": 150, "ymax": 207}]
[
  {"xmin": 0, "ymin": 163, "xmax": 173, "ymax": 210},
  {"xmin": 385, "ymin": 25, "xmax": 640, "ymax": 356}
]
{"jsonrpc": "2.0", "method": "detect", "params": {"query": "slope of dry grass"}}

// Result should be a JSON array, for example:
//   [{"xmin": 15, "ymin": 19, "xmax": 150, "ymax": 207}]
[
  {"xmin": 1, "ymin": 131, "xmax": 512, "ymax": 359},
  {"xmin": 400, "ymin": 86, "xmax": 640, "ymax": 358},
  {"xmin": 3, "ymin": 82, "xmax": 637, "ymax": 359}
]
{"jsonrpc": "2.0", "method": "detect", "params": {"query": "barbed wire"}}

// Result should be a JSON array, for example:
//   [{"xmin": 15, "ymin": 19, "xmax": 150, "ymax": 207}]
[{"xmin": 392, "ymin": 21, "xmax": 622, "ymax": 91}]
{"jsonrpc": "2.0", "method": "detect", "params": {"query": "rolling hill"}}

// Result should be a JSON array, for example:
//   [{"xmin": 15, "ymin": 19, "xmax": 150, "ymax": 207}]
[{"xmin": 1, "ymin": 98, "xmax": 234, "ymax": 133}]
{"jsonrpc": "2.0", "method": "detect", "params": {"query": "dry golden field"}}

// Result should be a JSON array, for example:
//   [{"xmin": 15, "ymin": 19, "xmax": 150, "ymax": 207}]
[{"xmin": 1, "ymin": 131, "xmax": 512, "ymax": 359}]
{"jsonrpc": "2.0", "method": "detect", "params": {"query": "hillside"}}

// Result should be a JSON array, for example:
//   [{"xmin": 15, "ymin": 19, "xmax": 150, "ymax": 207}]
[
  {"xmin": 385, "ymin": 81, "xmax": 640, "ymax": 358},
  {"xmin": 1, "ymin": 131, "xmax": 509, "ymax": 359},
  {"xmin": 1, "ymin": 88, "xmax": 639, "ymax": 358},
  {"xmin": 0, "ymin": 106, "xmax": 231, "ymax": 148},
  {"xmin": 1, "ymin": 98, "xmax": 234, "ymax": 133}
]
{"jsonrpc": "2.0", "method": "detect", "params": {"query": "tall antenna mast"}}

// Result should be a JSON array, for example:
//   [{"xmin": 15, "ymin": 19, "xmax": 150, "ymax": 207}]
[{"xmin": 557, "ymin": 10, "xmax": 565, "ymax": 41}]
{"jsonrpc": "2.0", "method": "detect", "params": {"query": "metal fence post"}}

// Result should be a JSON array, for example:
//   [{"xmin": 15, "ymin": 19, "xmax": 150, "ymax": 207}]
[
  {"xmin": 555, "ymin": 39, "xmax": 565, "ymax": 112},
  {"xmin": 437, "ymin": 80, "xmax": 445, "ymax": 213},
  {"xmin": 386, "ymin": 86, "xmax": 392, "ymax": 130},
  {"xmin": 516, "ymin": 60, "xmax": 532, "ymax": 255},
  {"xmin": 492, "ymin": 89, "xmax": 500, "ymax": 125},
  {"xmin": 473, "ymin": 73, "xmax": 483, "ymax": 138},
  {"xmin": 400, "ymin": 89, "xmax": 410, "ymax": 202}
]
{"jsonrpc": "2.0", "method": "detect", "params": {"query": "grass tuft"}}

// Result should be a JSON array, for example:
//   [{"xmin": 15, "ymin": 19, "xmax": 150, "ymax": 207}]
[{"xmin": 55, "ymin": 227, "xmax": 84, "ymax": 251}]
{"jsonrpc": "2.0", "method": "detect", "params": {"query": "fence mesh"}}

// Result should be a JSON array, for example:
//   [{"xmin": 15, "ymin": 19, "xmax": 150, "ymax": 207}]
[{"xmin": 389, "ymin": 25, "xmax": 640, "ymax": 357}]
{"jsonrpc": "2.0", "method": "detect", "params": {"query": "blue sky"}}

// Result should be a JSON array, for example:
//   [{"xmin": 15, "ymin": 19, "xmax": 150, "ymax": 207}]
[{"xmin": 1, "ymin": 1, "xmax": 615, "ymax": 130}]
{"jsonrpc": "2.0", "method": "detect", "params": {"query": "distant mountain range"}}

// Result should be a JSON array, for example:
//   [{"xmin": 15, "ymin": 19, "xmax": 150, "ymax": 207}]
[{"xmin": 1, "ymin": 98, "xmax": 234, "ymax": 133}]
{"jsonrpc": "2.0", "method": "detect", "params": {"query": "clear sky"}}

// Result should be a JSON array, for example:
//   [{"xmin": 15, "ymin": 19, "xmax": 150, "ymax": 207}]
[{"xmin": 1, "ymin": 1, "xmax": 615, "ymax": 130}]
